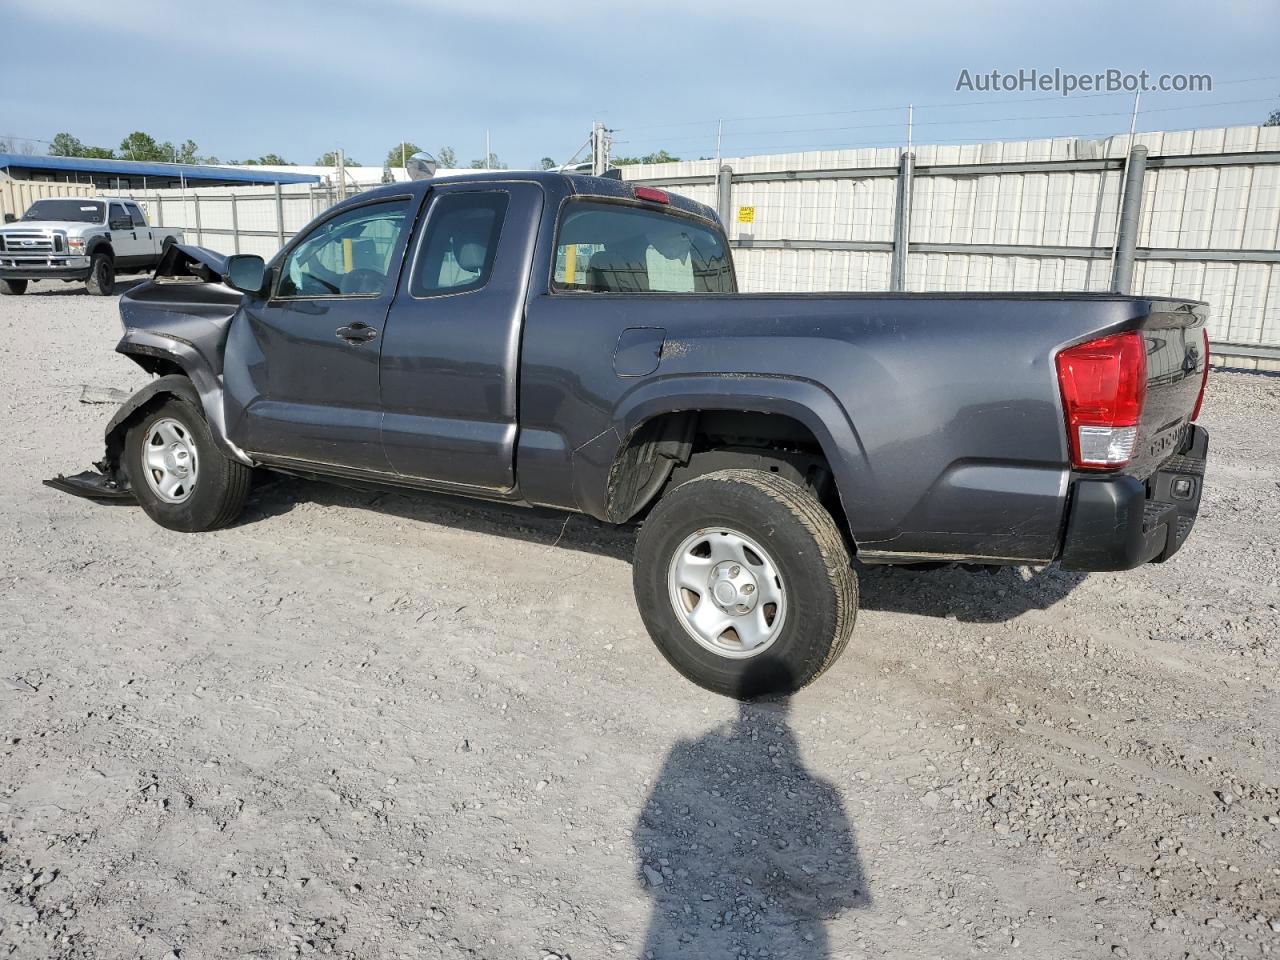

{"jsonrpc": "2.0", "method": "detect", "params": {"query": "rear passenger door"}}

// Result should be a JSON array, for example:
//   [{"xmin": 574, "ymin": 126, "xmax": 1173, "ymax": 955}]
[
  {"xmin": 125, "ymin": 203, "xmax": 155, "ymax": 257},
  {"xmin": 107, "ymin": 202, "xmax": 147, "ymax": 268},
  {"xmin": 378, "ymin": 182, "xmax": 543, "ymax": 490}
]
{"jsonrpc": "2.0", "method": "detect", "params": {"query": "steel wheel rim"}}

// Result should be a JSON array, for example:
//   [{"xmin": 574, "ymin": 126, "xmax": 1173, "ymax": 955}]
[
  {"xmin": 142, "ymin": 417, "xmax": 198, "ymax": 504},
  {"xmin": 667, "ymin": 527, "xmax": 787, "ymax": 659}
]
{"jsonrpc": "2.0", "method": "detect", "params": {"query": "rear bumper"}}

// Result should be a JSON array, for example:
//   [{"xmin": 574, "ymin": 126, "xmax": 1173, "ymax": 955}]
[{"xmin": 1059, "ymin": 425, "xmax": 1208, "ymax": 571}]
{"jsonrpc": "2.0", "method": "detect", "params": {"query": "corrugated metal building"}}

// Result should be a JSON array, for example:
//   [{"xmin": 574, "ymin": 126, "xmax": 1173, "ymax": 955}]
[{"xmin": 0, "ymin": 153, "xmax": 320, "ymax": 190}]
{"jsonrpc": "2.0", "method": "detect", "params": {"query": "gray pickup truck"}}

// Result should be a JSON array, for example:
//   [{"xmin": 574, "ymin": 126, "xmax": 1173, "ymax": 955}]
[
  {"xmin": 47, "ymin": 170, "xmax": 1211, "ymax": 697},
  {"xmin": 0, "ymin": 196, "xmax": 183, "ymax": 296}
]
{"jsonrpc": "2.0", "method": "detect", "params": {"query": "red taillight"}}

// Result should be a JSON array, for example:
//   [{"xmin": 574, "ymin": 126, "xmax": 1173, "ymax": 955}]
[
  {"xmin": 1191, "ymin": 328, "xmax": 1209, "ymax": 422},
  {"xmin": 633, "ymin": 186, "xmax": 670, "ymax": 205},
  {"xmin": 1056, "ymin": 332, "xmax": 1148, "ymax": 470}
]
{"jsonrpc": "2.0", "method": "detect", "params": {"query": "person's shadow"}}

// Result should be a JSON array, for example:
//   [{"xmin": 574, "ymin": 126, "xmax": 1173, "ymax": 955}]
[{"xmin": 633, "ymin": 661, "xmax": 869, "ymax": 959}]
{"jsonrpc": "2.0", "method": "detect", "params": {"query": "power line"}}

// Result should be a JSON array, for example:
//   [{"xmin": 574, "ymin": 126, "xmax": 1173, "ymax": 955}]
[{"xmin": 617, "ymin": 75, "xmax": 1280, "ymax": 134}]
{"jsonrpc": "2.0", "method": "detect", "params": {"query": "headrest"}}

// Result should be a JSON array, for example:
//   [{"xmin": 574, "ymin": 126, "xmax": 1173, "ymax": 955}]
[
  {"xmin": 450, "ymin": 212, "xmax": 494, "ymax": 274},
  {"xmin": 455, "ymin": 241, "xmax": 487, "ymax": 273}
]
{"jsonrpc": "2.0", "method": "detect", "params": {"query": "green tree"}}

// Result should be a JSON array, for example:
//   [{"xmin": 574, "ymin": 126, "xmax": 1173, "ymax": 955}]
[
  {"xmin": 469, "ymin": 152, "xmax": 506, "ymax": 169},
  {"xmin": 384, "ymin": 141, "xmax": 423, "ymax": 169},
  {"xmin": 315, "ymin": 151, "xmax": 362, "ymax": 167},
  {"xmin": 118, "ymin": 131, "xmax": 169, "ymax": 162},
  {"xmin": 231, "ymin": 154, "xmax": 289, "ymax": 165},
  {"xmin": 613, "ymin": 149, "xmax": 680, "ymax": 165},
  {"xmin": 172, "ymin": 139, "xmax": 200, "ymax": 164},
  {"xmin": 540, "ymin": 156, "xmax": 557, "ymax": 170},
  {"xmin": 436, "ymin": 146, "xmax": 457, "ymax": 168},
  {"xmin": 48, "ymin": 131, "xmax": 115, "ymax": 159},
  {"xmin": 1267, "ymin": 108, "xmax": 1280, "ymax": 127},
  {"xmin": 49, "ymin": 132, "xmax": 86, "ymax": 156}
]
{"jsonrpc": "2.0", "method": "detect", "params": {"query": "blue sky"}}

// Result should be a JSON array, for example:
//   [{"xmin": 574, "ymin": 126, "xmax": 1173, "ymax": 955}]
[{"xmin": 3, "ymin": 0, "xmax": 1278, "ymax": 168}]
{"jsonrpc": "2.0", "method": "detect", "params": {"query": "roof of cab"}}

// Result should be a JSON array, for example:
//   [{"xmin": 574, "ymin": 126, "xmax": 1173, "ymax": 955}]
[{"xmin": 335, "ymin": 171, "xmax": 721, "ymax": 225}]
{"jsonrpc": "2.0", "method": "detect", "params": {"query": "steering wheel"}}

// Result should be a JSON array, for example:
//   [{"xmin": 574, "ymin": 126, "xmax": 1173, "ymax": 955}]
[{"xmin": 340, "ymin": 269, "xmax": 385, "ymax": 295}]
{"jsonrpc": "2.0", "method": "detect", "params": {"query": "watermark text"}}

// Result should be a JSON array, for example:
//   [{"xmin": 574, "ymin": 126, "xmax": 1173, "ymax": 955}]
[{"xmin": 956, "ymin": 69, "xmax": 1212, "ymax": 97}]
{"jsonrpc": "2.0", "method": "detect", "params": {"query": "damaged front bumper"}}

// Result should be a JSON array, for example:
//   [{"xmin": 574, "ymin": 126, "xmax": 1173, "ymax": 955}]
[{"xmin": 44, "ymin": 465, "xmax": 136, "ymax": 503}]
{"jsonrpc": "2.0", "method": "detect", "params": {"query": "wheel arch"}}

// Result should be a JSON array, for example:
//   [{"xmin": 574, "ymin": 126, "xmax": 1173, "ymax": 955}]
[
  {"xmin": 102, "ymin": 371, "xmax": 251, "ymax": 479},
  {"xmin": 578, "ymin": 375, "xmax": 873, "ymax": 537},
  {"xmin": 85, "ymin": 237, "xmax": 115, "ymax": 260}
]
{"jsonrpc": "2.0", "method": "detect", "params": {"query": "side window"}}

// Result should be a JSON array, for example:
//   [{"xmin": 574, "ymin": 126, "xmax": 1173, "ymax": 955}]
[
  {"xmin": 410, "ymin": 192, "xmax": 508, "ymax": 297},
  {"xmin": 553, "ymin": 201, "xmax": 734, "ymax": 294},
  {"xmin": 109, "ymin": 203, "xmax": 129, "ymax": 229},
  {"xmin": 127, "ymin": 204, "xmax": 147, "ymax": 227},
  {"xmin": 276, "ymin": 199, "xmax": 410, "ymax": 299}
]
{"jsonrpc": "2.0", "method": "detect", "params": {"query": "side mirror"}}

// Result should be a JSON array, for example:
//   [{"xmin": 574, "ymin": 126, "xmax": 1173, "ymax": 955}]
[
  {"xmin": 224, "ymin": 254, "xmax": 267, "ymax": 295},
  {"xmin": 3, "ymin": 213, "xmax": 15, "ymax": 224},
  {"xmin": 405, "ymin": 151, "xmax": 438, "ymax": 180}
]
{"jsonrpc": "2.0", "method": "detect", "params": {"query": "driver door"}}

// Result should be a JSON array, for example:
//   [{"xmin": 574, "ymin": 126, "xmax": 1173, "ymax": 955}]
[{"xmin": 224, "ymin": 195, "xmax": 417, "ymax": 473}]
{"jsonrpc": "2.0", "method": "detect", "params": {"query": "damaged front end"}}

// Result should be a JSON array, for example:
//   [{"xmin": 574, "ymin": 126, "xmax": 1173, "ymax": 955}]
[{"xmin": 44, "ymin": 245, "xmax": 250, "ymax": 504}]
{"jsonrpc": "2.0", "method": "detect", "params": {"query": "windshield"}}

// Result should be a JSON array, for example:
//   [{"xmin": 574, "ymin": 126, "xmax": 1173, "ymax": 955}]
[{"xmin": 21, "ymin": 200, "xmax": 106, "ymax": 223}]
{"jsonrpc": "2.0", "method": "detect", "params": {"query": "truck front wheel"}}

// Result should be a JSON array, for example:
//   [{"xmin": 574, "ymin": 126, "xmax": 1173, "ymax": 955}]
[
  {"xmin": 0, "ymin": 278, "xmax": 27, "ymax": 295},
  {"xmin": 124, "ymin": 397, "xmax": 252, "ymax": 532},
  {"xmin": 85, "ymin": 253, "xmax": 114, "ymax": 296},
  {"xmin": 632, "ymin": 469, "xmax": 858, "ymax": 698}
]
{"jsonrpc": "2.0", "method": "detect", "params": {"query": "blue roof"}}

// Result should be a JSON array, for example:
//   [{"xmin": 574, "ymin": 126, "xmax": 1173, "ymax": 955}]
[{"xmin": 0, "ymin": 153, "xmax": 320, "ymax": 184}]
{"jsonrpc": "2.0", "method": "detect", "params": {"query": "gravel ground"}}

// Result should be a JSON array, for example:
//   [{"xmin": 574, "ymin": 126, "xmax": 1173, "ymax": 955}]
[{"xmin": 1, "ymin": 280, "xmax": 1278, "ymax": 960}]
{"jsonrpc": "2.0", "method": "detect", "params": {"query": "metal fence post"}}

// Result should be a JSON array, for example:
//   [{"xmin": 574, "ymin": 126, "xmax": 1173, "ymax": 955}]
[
  {"xmin": 275, "ymin": 182, "xmax": 285, "ymax": 248},
  {"xmin": 890, "ymin": 151, "xmax": 914, "ymax": 292},
  {"xmin": 717, "ymin": 165, "xmax": 734, "ymax": 233},
  {"xmin": 230, "ymin": 194, "xmax": 240, "ymax": 254},
  {"xmin": 154, "ymin": 191, "xmax": 163, "ymax": 228},
  {"xmin": 1111, "ymin": 145, "xmax": 1149, "ymax": 294},
  {"xmin": 193, "ymin": 193, "xmax": 203, "ymax": 246}
]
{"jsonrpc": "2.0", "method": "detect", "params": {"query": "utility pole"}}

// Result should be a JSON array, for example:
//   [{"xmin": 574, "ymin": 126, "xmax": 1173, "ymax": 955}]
[
  {"xmin": 1108, "ymin": 92, "xmax": 1143, "ymax": 282},
  {"xmin": 485, "ymin": 130, "xmax": 491, "ymax": 168},
  {"xmin": 715, "ymin": 119, "xmax": 723, "ymax": 165},
  {"xmin": 590, "ymin": 122, "xmax": 613, "ymax": 176},
  {"xmin": 336, "ymin": 148, "xmax": 346, "ymax": 201}
]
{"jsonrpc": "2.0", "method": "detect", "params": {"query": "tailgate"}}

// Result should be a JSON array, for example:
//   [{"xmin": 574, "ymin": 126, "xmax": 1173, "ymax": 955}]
[{"xmin": 1128, "ymin": 300, "xmax": 1208, "ymax": 478}]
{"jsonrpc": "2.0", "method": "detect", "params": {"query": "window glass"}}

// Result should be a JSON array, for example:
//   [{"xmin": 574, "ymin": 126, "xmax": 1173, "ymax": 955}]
[
  {"xmin": 22, "ymin": 200, "xmax": 104, "ymax": 223},
  {"xmin": 553, "ymin": 201, "xmax": 733, "ymax": 293},
  {"xmin": 127, "ymin": 204, "xmax": 147, "ymax": 227},
  {"xmin": 410, "ymin": 192, "xmax": 508, "ymax": 297},
  {"xmin": 109, "ymin": 203, "xmax": 129, "ymax": 227},
  {"xmin": 277, "ymin": 199, "xmax": 410, "ymax": 298}
]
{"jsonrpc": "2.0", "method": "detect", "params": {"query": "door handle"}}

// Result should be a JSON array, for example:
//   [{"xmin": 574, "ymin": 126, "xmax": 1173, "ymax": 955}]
[{"xmin": 335, "ymin": 322, "xmax": 378, "ymax": 343}]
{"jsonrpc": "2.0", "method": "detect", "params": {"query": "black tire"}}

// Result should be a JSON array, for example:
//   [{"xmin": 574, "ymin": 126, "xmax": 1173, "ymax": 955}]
[
  {"xmin": 633, "ymin": 469, "xmax": 858, "ymax": 698},
  {"xmin": 124, "ymin": 397, "xmax": 252, "ymax": 532},
  {"xmin": 0, "ymin": 278, "xmax": 27, "ymax": 296},
  {"xmin": 85, "ymin": 253, "xmax": 114, "ymax": 296}
]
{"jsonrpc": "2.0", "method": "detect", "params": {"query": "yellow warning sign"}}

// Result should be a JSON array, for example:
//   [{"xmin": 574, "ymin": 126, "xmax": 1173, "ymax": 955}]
[{"xmin": 736, "ymin": 206, "xmax": 756, "ymax": 224}]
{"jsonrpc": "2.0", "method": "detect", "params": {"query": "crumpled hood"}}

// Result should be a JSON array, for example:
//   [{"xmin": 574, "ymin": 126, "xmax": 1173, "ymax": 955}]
[{"xmin": 116, "ymin": 244, "xmax": 246, "ymax": 380}]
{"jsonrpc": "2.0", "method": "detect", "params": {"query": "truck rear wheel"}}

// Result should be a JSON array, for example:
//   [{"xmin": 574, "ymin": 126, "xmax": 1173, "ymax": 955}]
[
  {"xmin": 124, "ymin": 397, "xmax": 252, "ymax": 532},
  {"xmin": 85, "ymin": 253, "xmax": 114, "ymax": 296},
  {"xmin": 632, "ymin": 469, "xmax": 858, "ymax": 698},
  {"xmin": 0, "ymin": 278, "xmax": 27, "ymax": 295}
]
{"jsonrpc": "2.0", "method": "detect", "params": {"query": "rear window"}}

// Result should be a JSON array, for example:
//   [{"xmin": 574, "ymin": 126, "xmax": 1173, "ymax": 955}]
[{"xmin": 553, "ymin": 201, "xmax": 734, "ymax": 294}]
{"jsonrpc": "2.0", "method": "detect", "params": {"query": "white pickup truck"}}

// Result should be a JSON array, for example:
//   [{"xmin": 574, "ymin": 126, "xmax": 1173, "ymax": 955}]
[{"xmin": 0, "ymin": 196, "xmax": 184, "ymax": 296}]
